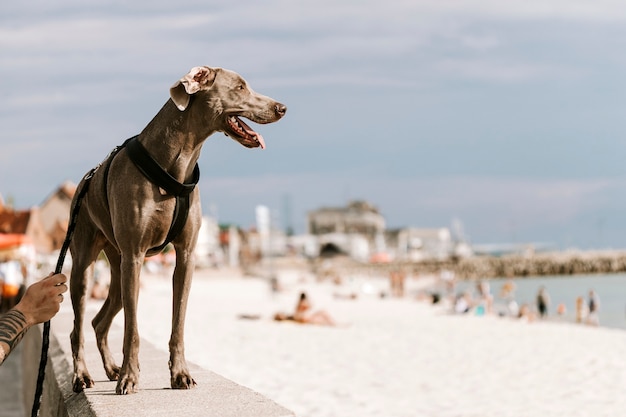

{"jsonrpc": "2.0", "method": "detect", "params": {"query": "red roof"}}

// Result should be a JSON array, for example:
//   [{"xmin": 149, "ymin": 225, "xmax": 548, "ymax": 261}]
[
  {"xmin": 0, "ymin": 209, "xmax": 31, "ymax": 234},
  {"xmin": 0, "ymin": 233, "xmax": 31, "ymax": 250}
]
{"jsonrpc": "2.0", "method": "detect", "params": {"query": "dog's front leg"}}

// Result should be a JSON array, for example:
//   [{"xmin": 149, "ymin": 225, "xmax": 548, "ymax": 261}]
[
  {"xmin": 116, "ymin": 254, "xmax": 144, "ymax": 395},
  {"xmin": 70, "ymin": 254, "xmax": 95, "ymax": 392},
  {"xmin": 168, "ymin": 247, "xmax": 197, "ymax": 389},
  {"xmin": 92, "ymin": 244, "xmax": 123, "ymax": 381}
]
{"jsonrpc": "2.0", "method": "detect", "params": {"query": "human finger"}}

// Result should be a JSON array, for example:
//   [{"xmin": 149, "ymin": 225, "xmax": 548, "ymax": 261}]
[
  {"xmin": 50, "ymin": 273, "xmax": 68, "ymax": 285},
  {"xmin": 56, "ymin": 283, "xmax": 68, "ymax": 294}
]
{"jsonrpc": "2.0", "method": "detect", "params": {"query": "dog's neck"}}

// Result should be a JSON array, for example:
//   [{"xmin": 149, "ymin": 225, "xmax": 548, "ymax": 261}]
[{"xmin": 137, "ymin": 99, "xmax": 217, "ymax": 184}]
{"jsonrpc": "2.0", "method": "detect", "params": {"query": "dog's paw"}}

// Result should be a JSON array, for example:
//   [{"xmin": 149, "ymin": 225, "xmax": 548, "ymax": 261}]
[
  {"xmin": 115, "ymin": 375, "xmax": 139, "ymax": 395},
  {"xmin": 171, "ymin": 373, "xmax": 197, "ymax": 390},
  {"xmin": 104, "ymin": 364, "xmax": 121, "ymax": 381},
  {"xmin": 72, "ymin": 373, "xmax": 95, "ymax": 393}
]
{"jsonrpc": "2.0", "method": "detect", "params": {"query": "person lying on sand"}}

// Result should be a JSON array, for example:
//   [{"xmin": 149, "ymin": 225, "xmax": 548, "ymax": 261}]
[{"xmin": 274, "ymin": 292, "xmax": 336, "ymax": 326}]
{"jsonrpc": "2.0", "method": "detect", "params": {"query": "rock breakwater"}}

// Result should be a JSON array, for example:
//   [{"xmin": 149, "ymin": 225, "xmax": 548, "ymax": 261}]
[{"xmin": 311, "ymin": 250, "xmax": 626, "ymax": 280}]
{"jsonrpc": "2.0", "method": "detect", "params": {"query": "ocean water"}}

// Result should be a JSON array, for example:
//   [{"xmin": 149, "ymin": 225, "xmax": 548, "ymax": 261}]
[{"xmin": 459, "ymin": 273, "xmax": 626, "ymax": 331}]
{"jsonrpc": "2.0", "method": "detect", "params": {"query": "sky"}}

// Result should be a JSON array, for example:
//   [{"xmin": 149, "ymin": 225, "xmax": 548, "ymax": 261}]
[{"xmin": 2, "ymin": 0, "xmax": 626, "ymax": 250}]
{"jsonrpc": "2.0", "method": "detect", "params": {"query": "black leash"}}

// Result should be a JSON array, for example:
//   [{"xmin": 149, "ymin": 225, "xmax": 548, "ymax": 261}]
[{"xmin": 30, "ymin": 166, "xmax": 97, "ymax": 417}]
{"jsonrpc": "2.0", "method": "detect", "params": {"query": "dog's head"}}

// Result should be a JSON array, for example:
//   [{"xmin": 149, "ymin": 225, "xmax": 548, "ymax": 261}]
[{"xmin": 170, "ymin": 66, "xmax": 287, "ymax": 149}]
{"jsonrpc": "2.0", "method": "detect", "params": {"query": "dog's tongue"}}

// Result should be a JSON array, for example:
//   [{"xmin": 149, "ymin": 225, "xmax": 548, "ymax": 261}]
[
  {"xmin": 238, "ymin": 117, "xmax": 266, "ymax": 149},
  {"xmin": 255, "ymin": 133, "xmax": 266, "ymax": 149}
]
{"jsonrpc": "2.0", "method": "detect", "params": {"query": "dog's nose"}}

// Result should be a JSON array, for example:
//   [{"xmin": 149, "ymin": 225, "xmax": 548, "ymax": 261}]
[{"xmin": 275, "ymin": 103, "xmax": 287, "ymax": 117}]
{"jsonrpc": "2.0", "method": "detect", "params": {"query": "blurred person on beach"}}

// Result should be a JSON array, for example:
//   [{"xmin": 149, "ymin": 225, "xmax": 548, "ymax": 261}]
[
  {"xmin": 499, "ymin": 280, "xmax": 516, "ymax": 299},
  {"xmin": 586, "ymin": 289, "xmax": 600, "ymax": 326},
  {"xmin": 389, "ymin": 269, "xmax": 406, "ymax": 297},
  {"xmin": 269, "ymin": 276, "xmax": 282, "ymax": 296},
  {"xmin": 454, "ymin": 291, "xmax": 472, "ymax": 314},
  {"xmin": 506, "ymin": 298, "xmax": 520, "ymax": 318},
  {"xmin": 275, "ymin": 292, "xmax": 335, "ymax": 326},
  {"xmin": 536, "ymin": 286, "xmax": 550, "ymax": 319},
  {"xmin": 499, "ymin": 280, "xmax": 518, "ymax": 317},
  {"xmin": 333, "ymin": 292, "xmax": 358, "ymax": 300},
  {"xmin": 293, "ymin": 292, "xmax": 335, "ymax": 326},
  {"xmin": 575, "ymin": 295, "xmax": 587, "ymax": 323},
  {"xmin": 475, "ymin": 280, "xmax": 493, "ymax": 315},
  {"xmin": 0, "ymin": 273, "xmax": 67, "ymax": 365},
  {"xmin": 438, "ymin": 269, "xmax": 456, "ymax": 301},
  {"xmin": 518, "ymin": 303, "xmax": 536, "ymax": 322}
]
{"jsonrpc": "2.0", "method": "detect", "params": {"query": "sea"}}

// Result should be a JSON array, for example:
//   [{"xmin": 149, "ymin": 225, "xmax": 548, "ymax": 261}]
[{"xmin": 458, "ymin": 273, "xmax": 626, "ymax": 331}]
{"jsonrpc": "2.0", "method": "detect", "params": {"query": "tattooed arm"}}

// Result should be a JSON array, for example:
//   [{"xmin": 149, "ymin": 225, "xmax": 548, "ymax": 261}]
[
  {"xmin": 0, "ymin": 273, "xmax": 67, "ymax": 365},
  {"xmin": 0, "ymin": 309, "xmax": 29, "ymax": 364}
]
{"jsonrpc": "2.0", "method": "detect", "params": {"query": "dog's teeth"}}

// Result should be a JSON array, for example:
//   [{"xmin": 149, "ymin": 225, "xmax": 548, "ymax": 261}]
[{"xmin": 228, "ymin": 116, "xmax": 242, "ymax": 129}]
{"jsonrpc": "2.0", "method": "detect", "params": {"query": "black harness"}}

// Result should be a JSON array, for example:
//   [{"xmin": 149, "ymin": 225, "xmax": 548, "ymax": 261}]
[
  {"xmin": 124, "ymin": 136, "xmax": 200, "ymax": 255},
  {"xmin": 101, "ymin": 135, "xmax": 200, "ymax": 255}
]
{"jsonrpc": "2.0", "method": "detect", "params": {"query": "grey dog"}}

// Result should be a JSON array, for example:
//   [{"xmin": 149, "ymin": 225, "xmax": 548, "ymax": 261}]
[{"xmin": 69, "ymin": 66, "xmax": 286, "ymax": 394}]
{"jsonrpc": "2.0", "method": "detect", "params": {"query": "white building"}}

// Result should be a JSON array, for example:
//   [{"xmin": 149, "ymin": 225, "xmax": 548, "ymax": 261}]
[
  {"xmin": 307, "ymin": 200, "xmax": 385, "ymax": 236},
  {"xmin": 194, "ymin": 216, "xmax": 223, "ymax": 268},
  {"xmin": 393, "ymin": 227, "xmax": 454, "ymax": 261}
]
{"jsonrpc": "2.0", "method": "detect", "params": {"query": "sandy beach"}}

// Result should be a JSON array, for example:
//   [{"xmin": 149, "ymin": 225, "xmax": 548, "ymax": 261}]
[{"xmin": 88, "ymin": 266, "xmax": 626, "ymax": 417}]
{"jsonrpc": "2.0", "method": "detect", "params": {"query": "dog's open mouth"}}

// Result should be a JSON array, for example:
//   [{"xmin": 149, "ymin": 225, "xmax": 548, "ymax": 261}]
[{"xmin": 224, "ymin": 116, "xmax": 266, "ymax": 149}]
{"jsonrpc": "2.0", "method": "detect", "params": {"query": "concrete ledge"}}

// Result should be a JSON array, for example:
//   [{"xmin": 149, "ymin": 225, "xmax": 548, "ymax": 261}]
[{"xmin": 22, "ymin": 309, "xmax": 294, "ymax": 417}]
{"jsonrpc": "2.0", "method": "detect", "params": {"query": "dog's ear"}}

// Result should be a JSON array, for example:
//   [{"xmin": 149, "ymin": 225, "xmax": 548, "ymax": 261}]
[{"xmin": 169, "ymin": 66, "xmax": 217, "ymax": 111}]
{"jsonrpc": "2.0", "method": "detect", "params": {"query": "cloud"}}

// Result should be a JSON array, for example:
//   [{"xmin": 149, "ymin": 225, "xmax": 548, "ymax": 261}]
[
  {"xmin": 436, "ymin": 59, "xmax": 549, "ymax": 82},
  {"xmin": 411, "ymin": 0, "xmax": 626, "ymax": 22},
  {"xmin": 2, "ymin": 0, "xmax": 626, "ymax": 249},
  {"xmin": 3, "ymin": 0, "xmax": 618, "ymax": 92}
]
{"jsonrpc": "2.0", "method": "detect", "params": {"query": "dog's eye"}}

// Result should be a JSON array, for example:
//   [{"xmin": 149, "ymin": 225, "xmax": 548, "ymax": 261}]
[{"xmin": 237, "ymin": 85, "xmax": 245, "ymax": 90}]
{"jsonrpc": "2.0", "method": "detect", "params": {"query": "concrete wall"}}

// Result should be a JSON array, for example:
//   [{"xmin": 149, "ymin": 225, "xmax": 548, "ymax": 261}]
[{"xmin": 22, "ymin": 309, "xmax": 294, "ymax": 417}]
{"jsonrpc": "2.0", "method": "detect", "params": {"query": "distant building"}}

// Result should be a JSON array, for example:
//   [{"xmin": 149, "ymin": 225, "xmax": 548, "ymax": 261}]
[
  {"xmin": 305, "ymin": 200, "xmax": 385, "ymax": 259},
  {"xmin": 38, "ymin": 181, "xmax": 76, "ymax": 252},
  {"xmin": 194, "ymin": 216, "xmax": 223, "ymax": 268},
  {"xmin": 0, "ymin": 202, "xmax": 50, "ymax": 255},
  {"xmin": 390, "ymin": 227, "xmax": 455, "ymax": 261},
  {"xmin": 0, "ymin": 196, "xmax": 42, "ymax": 286},
  {"xmin": 307, "ymin": 200, "xmax": 385, "ymax": 236},
  {"xmin": 303, "ymin": 200, "xmax": 465, "ymax": 261}
]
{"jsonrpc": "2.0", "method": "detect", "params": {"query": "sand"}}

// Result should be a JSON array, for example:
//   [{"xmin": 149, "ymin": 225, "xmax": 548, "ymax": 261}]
[{"xmin": 97, "ymin": 266, "xmax": 626, "ymax": 417}]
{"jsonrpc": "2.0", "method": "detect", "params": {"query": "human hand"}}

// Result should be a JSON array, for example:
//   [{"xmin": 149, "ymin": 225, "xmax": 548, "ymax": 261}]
[{"xmin": 14, "ymin": 273, "xmax": 68, "ymax": 326}]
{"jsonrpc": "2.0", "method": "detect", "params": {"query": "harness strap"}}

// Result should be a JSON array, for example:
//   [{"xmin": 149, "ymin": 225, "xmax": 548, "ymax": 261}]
[
  {"xmin": 125, "ymin": 136, "xmax": 199, "ymax": 196},
  {"xmin": 148, "ymin": 189, "xmax": 189, "ymax": 256},
  {"xmin": 124, "ymin": 136, "xmax": 200, "ymax": 255},
  {"xmin": 101, "ymin": 139, "xmax": 132, "ymax": 209}
]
